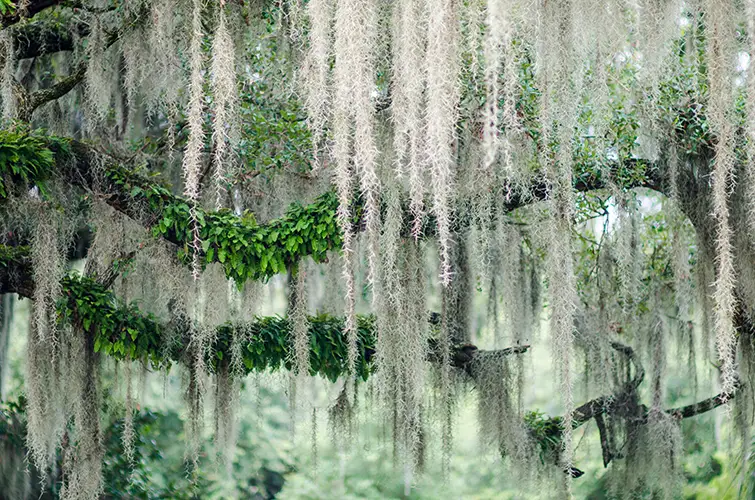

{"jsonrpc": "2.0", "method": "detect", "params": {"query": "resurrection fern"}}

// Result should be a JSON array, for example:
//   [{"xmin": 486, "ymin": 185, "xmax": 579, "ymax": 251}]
[{"xmin": 0, "ymin": 130, "xmax": 55, "ymax": 199}]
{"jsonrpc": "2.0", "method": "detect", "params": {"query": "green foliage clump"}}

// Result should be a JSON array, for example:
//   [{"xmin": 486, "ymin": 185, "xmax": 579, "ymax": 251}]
[
  {"xmin": 0, "ymin": 0, "xmax": 15, "ymax": 16},
  {"xmin": 60, "ymin": 273, "xmax": 166, "ymax": 365},
  {"xmin": 524, "ymin": 410, "xmax": 564, "ymax": 465},
  {"xmin": 107, "ymin": 163, "xmax": 347, "ymax": 284},
  {"xmin": 196, "ymin": 192, "xmax": 343, "ymax": 283},
  {"xmin": 214, "ymin": 315, "xmax": 375, "ymax": 382},
  {"xmin": 58, "ymin": 273, "xmax": 375, "ymax": 380},
  {"xmin": 0, "ymin": 244, "xmax": 29, "ymax": 266},
  {"xmin": 0, "ymin": 130, "xmax": 59, "ymax": 199}
]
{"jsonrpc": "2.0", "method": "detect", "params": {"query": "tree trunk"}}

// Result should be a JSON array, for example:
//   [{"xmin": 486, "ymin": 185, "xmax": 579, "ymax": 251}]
[{"xmin": 0, "ymin": 294, "xmax": 14, "ymax": 400}]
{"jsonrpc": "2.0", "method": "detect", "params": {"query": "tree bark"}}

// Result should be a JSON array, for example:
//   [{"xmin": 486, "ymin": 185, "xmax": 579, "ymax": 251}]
[{"xmin": 0, "ymin": 294, "xmax": 13, "ymax": 400}]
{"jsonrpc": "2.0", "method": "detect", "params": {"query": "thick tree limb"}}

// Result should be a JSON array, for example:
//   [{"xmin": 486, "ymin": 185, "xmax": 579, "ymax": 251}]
[
  {"xmin": 16, "ymin": 63, "xmax": 85, "ymax": 121},
  {"xmin": 666, "ymin": 389, "xmax": 736, "ymax": 419},
  {"xmin": 594, "ymin": 413, "xmax": 612, "ymax": 467},
  {"xmin": 1, "ymin": 0, "xmax": 64, "ymax": 28},
  {"xmin": 556, "ymin": 341, "xmax": 739, "ymax": 472},
  {"xmin": 24, "ymin": 136, "xmax": 668, "ymax": 282},
  {"xmin": 0, "ymin": 245, "xmax": 529, "ymax": 377}
]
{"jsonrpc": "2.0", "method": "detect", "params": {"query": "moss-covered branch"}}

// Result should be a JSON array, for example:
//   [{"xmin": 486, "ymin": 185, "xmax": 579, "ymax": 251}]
[
  {"xmin": 11, "ymin": 19, "xmax": 83, "ymax": 59},
  {"xmin": 60, "ymin": 273, "xmax": 376, "ymax": 381},
  {"xmin": 523, "ymin": 341, "xmax": 737, "ymax": 476},
  {"xmin": 1, "ymin": 130, "xmax": 348, "ymax": 284},
  {"xmin": 1, "ymin": 130, "xmax": 669, "ymax": 286},
  {"xmin": 0, "ymin": 246, "xmax": 528, "ymax": 381},
  {"xmin": 9, "ymin": 5, "xmax": 145, "ymax": 121}
]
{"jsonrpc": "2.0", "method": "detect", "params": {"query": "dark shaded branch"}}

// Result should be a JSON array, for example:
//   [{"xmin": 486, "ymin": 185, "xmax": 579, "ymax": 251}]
[
  {"xmin": 594, "ymin": 413, "xmax": 612, "ymax": 467},
  {"xmin": 1, "ymin": 0, "xmax": 64, "ymax": 28},
  {"xmin": 0, "ymin": 245, "xmax": 32, "ymax": 297},
  {"xmin": 17, "ymin": 63, "xmax": 85, "ymax": 120},
  {"xmin": 12, "ymin": 19, "xmax": 86, "ymax": 59},
  {"xmin": 571, "ymin": 341, "xmax": 645, "ymax": 426},
  {"xmin": 666, "ymin": 389, "xmax": 736, "ymax": 419},
  {"xmin": 11, "ymin": 5, "xmax": 145, "ymax": 121},
  {"xmin": 517, "ymin": 339, "xmax": 740, "ymax": 477}
]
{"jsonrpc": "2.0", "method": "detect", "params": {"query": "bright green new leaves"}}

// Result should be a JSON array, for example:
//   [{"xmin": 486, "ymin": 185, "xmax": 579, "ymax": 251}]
[{"xmin": 0, "ymin": 0, "xmax": 15, "ymax": 16}]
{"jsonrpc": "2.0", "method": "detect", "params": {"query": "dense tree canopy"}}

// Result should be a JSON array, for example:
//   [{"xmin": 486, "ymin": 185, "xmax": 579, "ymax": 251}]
[{"xmin": 0, "ymin": 0, "xmax": 754, "ymax": 498}]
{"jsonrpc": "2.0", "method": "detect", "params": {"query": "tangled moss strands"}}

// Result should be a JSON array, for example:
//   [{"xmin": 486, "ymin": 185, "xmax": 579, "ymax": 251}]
[
  {"xmin": 210, "ymin": 2, "xmax": 239, "ymax": 209},
  {"xmin": 0, "ymin": 28, "xmax": 14, "ymax": 122},
  {"xmin": 425, "ymin": 0, "xmax": 460, "ymax": 286},
  {"xmin": 705, "ymin": 0, "xmax": 739, "ymax": 397},
  {"xmin": 183, "ymin": 0, "xmax": 207, "ymax": 279}
]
